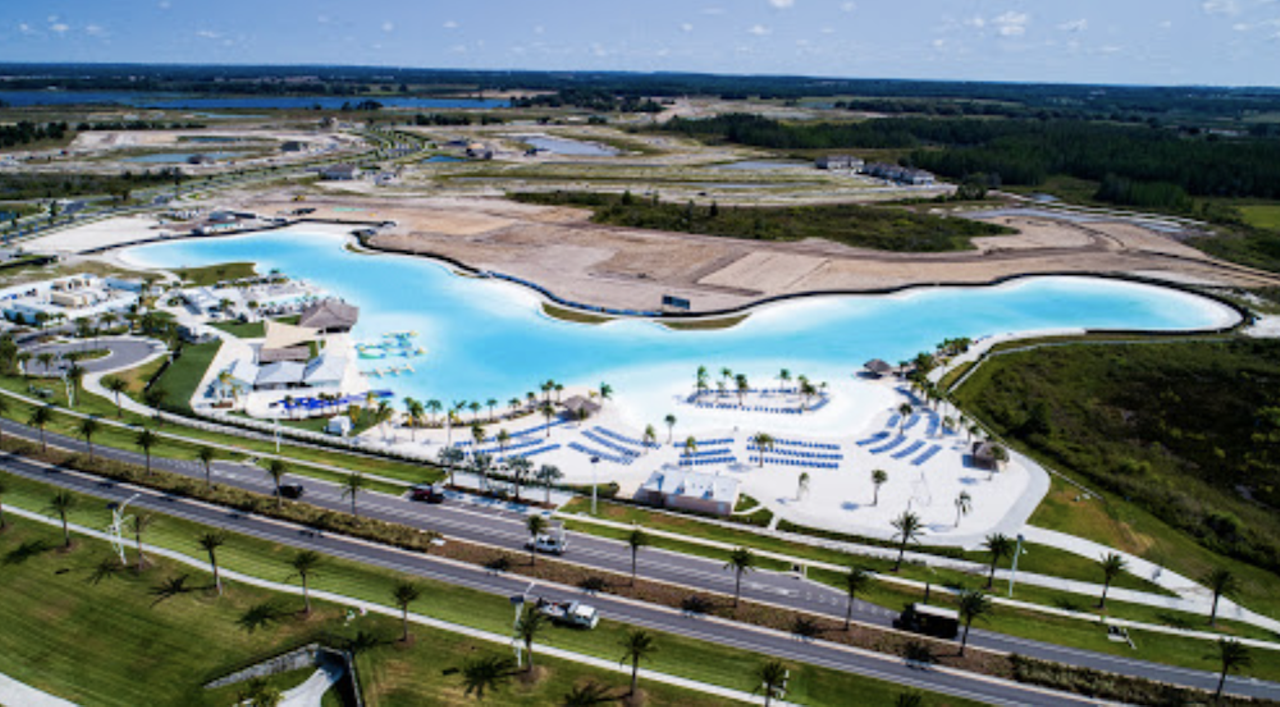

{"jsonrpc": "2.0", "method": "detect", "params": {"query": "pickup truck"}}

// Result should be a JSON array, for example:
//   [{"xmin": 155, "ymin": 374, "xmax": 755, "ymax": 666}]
[{"xmin": 535, "ymin": 598, "xmax": 599, "ymax": 629}]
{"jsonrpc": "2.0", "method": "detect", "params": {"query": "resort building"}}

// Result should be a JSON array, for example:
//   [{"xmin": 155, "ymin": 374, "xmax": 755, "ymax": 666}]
[
  {"xmin": 0, "ymin": 273, "xmax": 140, "ymax": 325},
  {"xmin": 320, "ymin": 164, "xmax": 361, "ymax": 181},
  {"xmin": 297, "ymin": 298, "xmax": 359, "ymax": 333},
  {"xmin": 815, "ymin": 154, "xmax": 864, "ymax": 171},
  {"xmin": 635, "ymin": 469, "xmax": 740, "ymax": 517}
]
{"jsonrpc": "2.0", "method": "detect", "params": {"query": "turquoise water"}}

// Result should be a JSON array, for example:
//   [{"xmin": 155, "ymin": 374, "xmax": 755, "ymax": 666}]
[{"xmin": 123, "ymin": 230, "xmax": 1237, "ymax": 412}]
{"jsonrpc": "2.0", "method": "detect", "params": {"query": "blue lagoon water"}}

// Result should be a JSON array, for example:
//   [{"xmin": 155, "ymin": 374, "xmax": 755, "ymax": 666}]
[{"xmin": 123, "ymin": 230, "xmax": 1237, "ymax": 421}]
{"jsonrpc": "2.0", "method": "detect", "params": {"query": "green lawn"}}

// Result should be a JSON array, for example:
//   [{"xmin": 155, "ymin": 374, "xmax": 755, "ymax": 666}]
[
  {"xmin": 0, "ymin": 472, "xmax": 982, "ymax": 707},
  {"xmin": 1240, "ymin": 204, "xmax": 1280, "ymax": 231},
  {"xmin": 173, "ymin": 262, "xmax": 259, "ymax": 286},
  {"xmin": 209, "ymin": 320, "xmax": 266, "ymax": 339},
  {"xmin": 152, "ymin": 340, "xmax": 222, "ymax": 414}
]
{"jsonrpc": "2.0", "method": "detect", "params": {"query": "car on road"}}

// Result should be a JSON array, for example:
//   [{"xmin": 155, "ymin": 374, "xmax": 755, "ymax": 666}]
[
  {"xmin": 526, "ymin": 529, "xmax": 568, "ymax": 555},
  {"xmin": 408, "ymin": 483, "xmax": 446, "ymax": 503},
  {"xmin": 275, "ymin": 483, "xmax": 305, "ymax": 500}
]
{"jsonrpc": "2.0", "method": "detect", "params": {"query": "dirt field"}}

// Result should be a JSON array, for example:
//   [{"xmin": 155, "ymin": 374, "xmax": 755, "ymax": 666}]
[{"xmin": 113, "ymin": 189, "xmax": 1280, "ymax": 314}]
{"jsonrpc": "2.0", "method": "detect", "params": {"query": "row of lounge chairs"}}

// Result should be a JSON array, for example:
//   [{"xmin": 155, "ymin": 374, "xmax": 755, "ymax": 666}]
[
  {"xmin": 593, "ymin": 426, "xmax": 659, "ymax": 449},
  {"xmin": 567, "ymin": 441, "xmax": 635, "ymax": 466},
  {"xmin": 582, "ymin": 429, "xmax": 641, "ymax": 459},
  {"xmin": 498, "ymin": 443, "xmax": 560, "ymax": 462},
  {"xmin": 772, "ymin": 438, "xmax": 841, "ymax": 451},
  {"xmin": 746, "ymin": 443, "xmax": 843, "ymax": 461},
  {"xmin": 678, "ymin": 456, "xmax": 737, "ymax": 467},
  {"xmin": 749, "ymin": 455, "xmax": 839, "ymax": 470}
]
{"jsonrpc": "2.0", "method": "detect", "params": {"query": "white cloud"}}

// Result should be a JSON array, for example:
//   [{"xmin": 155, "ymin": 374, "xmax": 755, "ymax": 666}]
[
  {"xmin": 748, "ymin": 24, "xmax": 771, "ymax": 36},
  {"xmin": 680, "ymin": 22, "xmax": 694, "ymax": 32},
  {"xmin": 533, "ymin": 25, "xmax": 544, "ymax": 35},
  {"xmin": 195, "ymin": 29, "xmax": 220, "ymax": 39},
  {"xmin": 85, "ymin": 24, "xmax": 106, "ymax": 36},
  {"xmin": 993, "ymin": 11, "xmax": 1030, "ymax": 37},
  {"xmin": 47, "ymin": 15, "xmax": 59, "ymax": 22},
  {"xmin": 702, "ymin": 7, "xmax": 726, "ymax": 15},
  {"xmin": 381, "ymin": 21, "xmax": 394, "ymax": 32},
  {"xmin": 1202, "ymin": 0, "xmax": 1240, "ymax": 15},
  {"xmin": 841, "ymin": 2, "xmax": 856, "ymax": 12},
  {"xmin": 443, "ymin": 20, "xmax": 459, "ymax": 29},
  {"xmin": 50, "ymin": 23, "xmax": 71, "ymax": 34},
  {"xmin": 963, "ymin": 16, "xmax": 985, "ymax": 29},
  {"xmin": 1233, "ymin": 22, "xmax": 1252, "ymax": 30},
  {"xmin": 820, "ymin": 26, "xmax": 835, "ymax": 34},
  {"xmin": 1058, "ymin": 18, "xmax": 1087, "ymax": 32},
  {"xmin": 1158, "ymin": 19, "xmax": 1173, "ymax": 29},
  {"xmin": 768, "ymin": 0, "xmax": 795, "ymax": 8},
  {"xmin": 932, "ymin": 38, "xmax": 946, "ymax": 48},
  {"xmin": 317, "ymin": 15, "xmax": 330, "ymax": 24},
  {"xmin": 157, "ymin": 0, "xmax": 171, "ymax": 8},
  {"xmin": 17, "ymin": 22, "xmax": 36, "ymax": 35}
]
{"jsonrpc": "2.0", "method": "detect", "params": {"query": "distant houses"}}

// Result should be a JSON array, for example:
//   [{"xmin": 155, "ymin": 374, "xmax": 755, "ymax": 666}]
[
  {"xmin": 320, "ymin": 164, "xmax": 361, "ymax": 181},
  {"xmin": 814, "ymin": 155, "xmax": 935, "ymax": 185}
]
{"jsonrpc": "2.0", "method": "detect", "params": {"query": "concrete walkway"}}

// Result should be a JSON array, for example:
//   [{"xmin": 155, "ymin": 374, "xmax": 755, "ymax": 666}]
[
  {"xmin": 0, "ymin": 672, "xmax": 79, "ymax": 707},
  {"xmin": 279, "ymin": 663, "xmax": 343, "ymax": 707}
]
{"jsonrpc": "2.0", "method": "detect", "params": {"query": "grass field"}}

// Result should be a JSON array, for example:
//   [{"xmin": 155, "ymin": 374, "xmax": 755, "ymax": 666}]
[
  {"xmin": 1240, "ymin": 204, "xmax": 1280, "ymax": 231},
  {"xmin": 0, "ymin": 473, "xmax": 982, "ymax": 707},
  {"xmin": 953, "ymin": 339, "xmax": 1280, "ymax": 622},
  {"xmin": 173, "ymin": 262, "xmax": 259, "ymax": 286},
  {"xmin": 151, "ymin": 340, "xmax": 222, "ymax": 414}
]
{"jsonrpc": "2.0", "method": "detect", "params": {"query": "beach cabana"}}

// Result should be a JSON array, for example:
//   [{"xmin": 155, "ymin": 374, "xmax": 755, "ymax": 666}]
[
  {"xmin": 562, "ymin": 395, "xmax": 602, "ymax": 419},
  {"xmin": 863, "ymin": 359, "xmax": 894, "ymax": 377},
  {"xmin": 971, "ymin": 441, "xmax": 1006, "ymax": 471}
]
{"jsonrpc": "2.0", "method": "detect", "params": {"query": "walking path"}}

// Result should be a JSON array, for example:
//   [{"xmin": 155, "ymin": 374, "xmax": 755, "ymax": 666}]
[
  {"xmin": 279, "ymin": 663, "xmax": 343, "ymax": 707},
  {"xmin": 0, "ymin": 672, "xmax": 79, "ymax": 707}
]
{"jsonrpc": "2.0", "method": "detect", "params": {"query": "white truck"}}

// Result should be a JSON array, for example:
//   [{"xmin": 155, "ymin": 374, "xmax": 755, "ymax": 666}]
[
  {"xmin": 535, "ymin": 598, "xmax": 600, "ymax": 629},
  {"xmin": 526, "ymin": 527, "xmax": 568, "ymax": 555}
]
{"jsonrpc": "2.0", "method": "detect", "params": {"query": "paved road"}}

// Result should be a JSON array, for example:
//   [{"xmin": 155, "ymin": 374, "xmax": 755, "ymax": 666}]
[
  {"xmin": 22, "ymin": 337, "xmax": 165, "ymax": 376},
  {"xmin": 0, "ymin": 452, "xmax": 1088, "ymax": 707},
  {"xmin": 2, "ymin": 416, "xmax": 1277, "ymax": 702}
]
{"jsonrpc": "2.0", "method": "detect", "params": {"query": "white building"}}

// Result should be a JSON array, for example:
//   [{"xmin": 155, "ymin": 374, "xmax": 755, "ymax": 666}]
[
  {"xmin": 0, "ymin": 273, "xmax": 139, "ymax": 325},
  {"xmin": 635, "ymin": 469, "xmax": 740, "ymax": 517}
]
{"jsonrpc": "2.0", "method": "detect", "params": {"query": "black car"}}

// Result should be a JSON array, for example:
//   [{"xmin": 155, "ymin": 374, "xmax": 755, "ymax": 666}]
[
  {"xmin": 275, "ymin": 483, "xmax": 305, "ymax": 500},
  {"xmin": 408, "ymin": 483, "xmax": 446, "ymax": 503}
]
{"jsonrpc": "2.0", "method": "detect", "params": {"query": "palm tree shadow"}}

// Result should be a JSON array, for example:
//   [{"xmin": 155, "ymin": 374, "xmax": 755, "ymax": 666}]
[
  {"xmin": 149, "ymin": 574, "xmax": 194, "ymax": 606},
  {"xmin": 4, "ymin": 539, "xmax": 53, "ymax": 565},
  {"xmin": 237, "ymin": 601, "xmax": 291, "ymax": 633},
  {"xmin": 86, "ymin": 556, "xmax": 125, "ymax": 585}
]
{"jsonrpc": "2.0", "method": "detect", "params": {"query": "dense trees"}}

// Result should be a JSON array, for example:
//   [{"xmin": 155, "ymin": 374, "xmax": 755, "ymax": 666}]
[
  {"xmin": 0, "ymin": 121, "xmax": 69, "ymax": 149},
  {"xmin": 663, "ymin": 114, "xmax": 1280, "ymax": 205}
]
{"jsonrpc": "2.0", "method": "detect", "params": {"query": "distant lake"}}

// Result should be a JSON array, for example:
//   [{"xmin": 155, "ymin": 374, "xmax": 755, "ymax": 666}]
[
  {"xmin": 0, "ymin": 90, "xmax": 508, "ymax": 110},
  {"xmin": 713, "ymin": 160, "xmax": 811, "ymax": 171},
  {"xmin": 521, "ymin": 135, "xmax": 618, "ymax": 157},
  {"xmin": 125, "ymin": 151, "xmax": 247, "ymax": 164}
]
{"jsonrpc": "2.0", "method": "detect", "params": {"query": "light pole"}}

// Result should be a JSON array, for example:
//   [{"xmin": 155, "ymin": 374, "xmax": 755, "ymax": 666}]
[
  {"xmin": 590, "ymin": 456, "xmax": 600, "ymax": 515},
  {"xmin": 510, "ymin": 594, "xmax": 526, "ymax": 669},
  {"xmin": 1008, "ymin": 532, "xmax": 1026, "ymax": 598}
]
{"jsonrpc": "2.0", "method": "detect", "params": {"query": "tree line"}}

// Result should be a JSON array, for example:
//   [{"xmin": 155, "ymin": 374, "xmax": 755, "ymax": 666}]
[{"xmin": 0, "ymin": 121, "xmax": 69, "ymax": 149}]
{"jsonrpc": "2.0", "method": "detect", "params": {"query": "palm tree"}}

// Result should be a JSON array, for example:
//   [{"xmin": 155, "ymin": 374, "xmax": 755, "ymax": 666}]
[
  {"xmin": 1214, "ymin": 639, "xmax": 1252, "ymax": 700},
  {"xmin": 734, "ymin": 373, "xmax": 749, "ymax": 406},
  {"xmin": 198, "ymin": 530, "xmax": 226, "ymax": 594},
  {"xmin": 471, "ymin": 453, "xmax": 493, "ymax": 494},
  {"xmin": 526, "ymin": 514, "xmax": 548, "ymax": 566},
  {"xmin": 643, "ymin": 424, "xmax": 657, "ymax": 451},
  {"xmin": 872, "ymin": 469, "xmax": 888, "ymax": 506},
  {"xmin": 426, "ymin": 398, "xmax": 443, "ymax": 425},
  {"xmin": 561, "ymin": 681, "xmax": 613, "ymax": 706},
  {"xmin": 29, "ymin": 405, "xmax": 53, "ymax": 453},
  {"xmin": 131, "ymin": 512, "xmax": 154, "ymax": 571},
  {"xmin": 439, "ymin": 447, "xmax": 465, "ymax": 486},
  {"xmin": 897, "ymin": 403, "xmax": 913, "ymax": 434},
  {"xmin": 719, "ymin": 366, "xmax": 732, "ymax": 390},
  {"xmin": 468, "ymin": 400, "xmax": 481, "ymax": 423},
  {"xmin": 598, "ymin": 382, "xmax": 612, "ymax": 400},
  {"xmin": 891, "ymin": 511, "xmax": 924, "ymax": 571},
  {"xmin": 754, "ymin": 659, "xmax": 789, "ymax": 707},
  {"xmin": 956, "ymin": 589, "xmax": 992, "ymax": 656},
  {"xmin": 779, "ymin": 368, "xmax": 791, "ymax": 392},
  {"xmin": 982, "ymin": 533, "xmax": 1014, "ymax": 589},
  {"xmin": 48, "ymin": 490, "xmax": 75, "ymax": 547},
  {"xmin": 135, "ymin": 428, "xmax": 158, "ymax": 475},
  {"xmin": 36, "ymin": 351, "xmax": 55, "ymax": 374},
  {"xmin": 1097, "ymin": 552, "xmax": 1128, "ymax": 609},
  {"xmin": 65, "ymin": 363, "xmax": 85, "ymax": 405},
  {"xmin": 798, "ymin": 378, "xmax": 817, "ymax": 410},
  {"xmin": 618, "ymin": 629, "xmax": 657, "ymax": 697},
  {"xmin": 197, "ymin": 446, "xmax": 216, "ymax": 488},
  {"xmin": 554, "ymin": 383, "xmax": 564, "ymax": 403},
  {"xmin": 954, "ymin": 490, "xmax": 972, "ymax": 527},
  {"xmin": 266, "ymin": 459, "xmax": 289, "ymax": 507},
  {"xmin": 536, "ymin": 464, "xmax": 562, "ymax": 504},
  {"xmin": 392, "ymin": 580, "xmax": 422, "ymax": 642},
  {"xmin": 842, "ymin": 566, "xmax": 872, "ymax": 630},
  {"xmin": 290, "ymin": 550, "xmax": 322, "ymax": 614},
  {"xmin": 540, "ymin": 402, "xmax": 556, "ymax": 437},
  {"xmin": 751, "ymin": 432, "xmax": 774, "ymax": 466},
  {"xmin": 342, "ymin": 473, "xmax": 365, "ymax": 517},
  {"xmin": 627, "ymin": 528, "xmax": 650, "ymax": 586},
  {"xmin": 103, "ymin": 376, "xmax": 129, "ymax": 417},
  {"xmin": 683, "ymin": 436, "xmax": 698, "ymax": 460},
  {"xmin": 514, "ymin": 604, "xmax": 546, "ymax": 671},
  {"xmin": 404, "ymin": 398, "xmax": 424, "ymax": 442},
  {"xmin": 663, "ymin": 413, "xmax": 676, "ymax": 443},
  {"xmin": 725, "ymin": 547, "xmax": 756, "ymax": 608},
  {"xmin": 797, "ymin": 471, "xmax": 810, "ymax": 501},
  {"xmin": 78, "ymin": 416, "xmax": 100, "ymax": 462},
  {"xmin": 461, "ymin": 654, "xmax": 513, "ymax": 699},
  {"xmin": 508, "ymin": 456, "xmax": 532, "ymax": 501},
  {"xmin": 496, "ymin": 428, "xmax": 511, "ymax": 458},
  {"xmin": 508, "ymin": 397, "xmax": 520, "ymax": 415},
  {"xmin": 1203, "ymin": 568, "xmax": 1239, "ymax": 627},
  {"xmin": 486, "ymin": 397, "xmax": 498, "ymax": 422},
  {"xmin": 471, "ymin": 423, "xmax": 487, "ymax": 455}
]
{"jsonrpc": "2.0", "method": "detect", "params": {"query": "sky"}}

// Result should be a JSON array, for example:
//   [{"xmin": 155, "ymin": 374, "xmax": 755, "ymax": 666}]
[{"xmin": 1, "ymin": 1, "xmax": 1279, "ymax": 87}]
